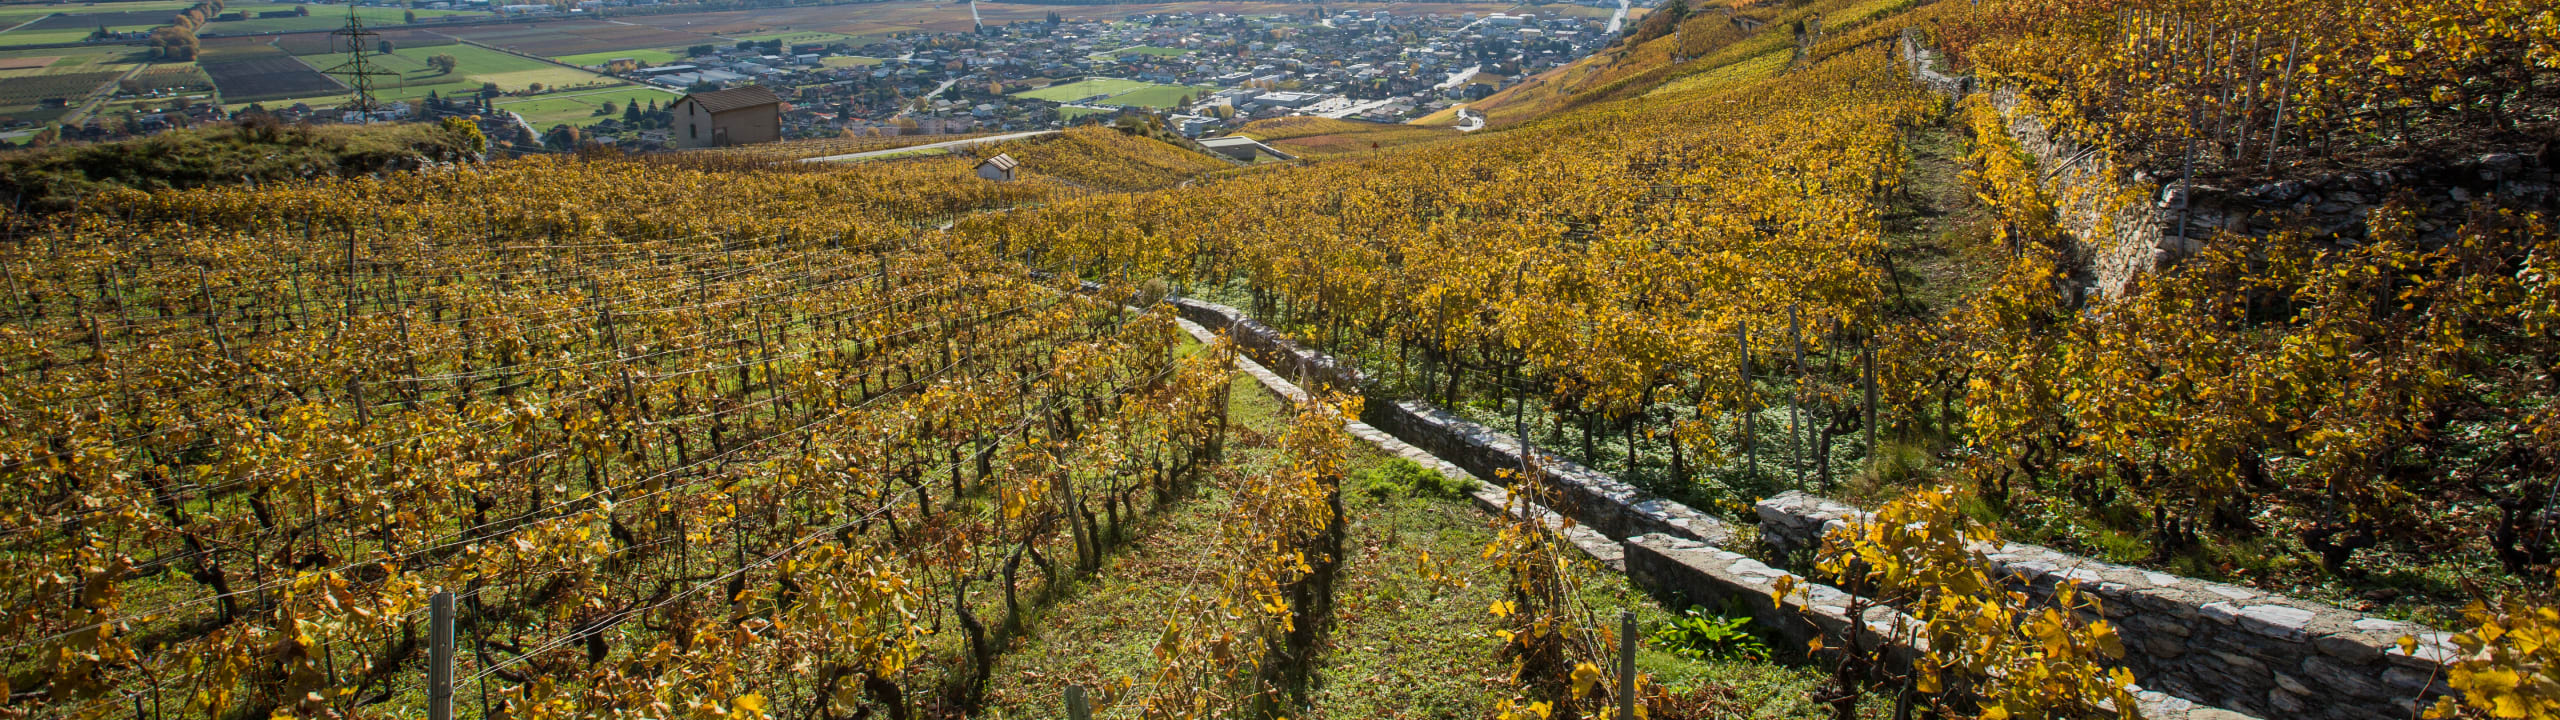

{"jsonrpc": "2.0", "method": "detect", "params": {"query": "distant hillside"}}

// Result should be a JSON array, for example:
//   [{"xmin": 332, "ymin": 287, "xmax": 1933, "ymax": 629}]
[{"xmin": 1420, "ymin": 0, "xmax": 1909, "ymax": 129}]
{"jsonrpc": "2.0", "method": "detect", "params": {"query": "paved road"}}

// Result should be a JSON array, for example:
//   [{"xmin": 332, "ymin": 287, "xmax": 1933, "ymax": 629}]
[
  {"xmin": 799, "ymin": 129, "xmax": 1058, "ymax": 163},
  {"xmin": 1605, "ymin": 0, "xmax": 1631, "ymax": 34}
]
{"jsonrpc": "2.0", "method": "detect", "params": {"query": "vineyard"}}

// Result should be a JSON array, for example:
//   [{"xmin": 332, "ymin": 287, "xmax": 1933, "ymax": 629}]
[
  {"xmin": 0, "ymin": 154, "xmax": 1255, "ymax": 718},
  {"xmin": 1, "ymin": 0, "xmax": 2554, "ymax": 717}
]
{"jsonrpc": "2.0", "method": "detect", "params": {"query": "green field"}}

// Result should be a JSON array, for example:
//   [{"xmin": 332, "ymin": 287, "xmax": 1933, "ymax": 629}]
[
  {"xmin": 1114, "ymin": 45, "xmax": 1190, "ymax": 57},
  {"xmin": 0, "ymin": 24, "xmax": 155, "ymax": 46},
  {"xmin": 0, "ymin": 46, "xmax": 148, "ymax": 122},
  {"xmin": 197, "ymin": 4, "xmax": 485, "ymax": 36},
  {"xmin": 261, "ymin": 43, "xmax": 615, "ymax": 108},
  {"xmin": 550, "ymin": 47, "xmax": 688, "ymax": 67},
  {"xmin": 1108, "ymin": 83, "xmax": 1212, "ymax": 108},
  {"xmin": 1011, "ymin": 77, "xmax": 1155, "ymax": 103},
  {"xmin": 493, "ymin": 84, "xmax": 676, "ymax": 128},
  {"xmin": 0, "ymin": 1, "xmax": 195, "ymax": 25},
  {"xmin": 728, "ymin": 30, "xmax": 861, "ymax": 46}
]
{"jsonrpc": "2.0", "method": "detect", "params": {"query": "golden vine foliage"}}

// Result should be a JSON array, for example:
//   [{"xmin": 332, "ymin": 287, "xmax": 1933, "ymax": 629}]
[
  {"xmin": 1800, "ymin": 486, "xmax": 2138, "ymax": 719},
  {"xmin": 982, "ymin": 127, "xmax": 1232, "ymax": 192},
  {"xmin": 1938, "ymin": 88, "xmax": 2560, "ymax": 571},
  {"xmin": 1485, "ymin": 472, "xmax": 1649, "ymax": 720},
  {"xmin": 1124, "ymin": 393, "xmax": 1347, "ymax": 720},
  {"xmin": 2427, "ymin": 584, "xmax": 2560, "ymax": 719},
  {"xmin": 955, "ymin": 50, "xmax": 1934, "ymax": 485},
  {"xmin": 0, "ymin": 154, "xmax": 1241, "ymax": 719},
  {"xmin": 1939, "ymin": 0, "xmax": 2559, "ymax": 179}
]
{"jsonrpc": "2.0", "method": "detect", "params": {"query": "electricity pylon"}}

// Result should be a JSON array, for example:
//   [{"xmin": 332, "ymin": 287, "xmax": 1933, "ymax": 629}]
[{"xmin": 322, "ymin": 6, "xmax": 400, "ymax": 114}]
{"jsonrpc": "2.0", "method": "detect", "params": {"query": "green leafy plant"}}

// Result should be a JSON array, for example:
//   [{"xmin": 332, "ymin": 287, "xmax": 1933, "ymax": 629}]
[
  {"xmin": 1650, "ymin": 609, "xmax": 1771, "ymax": 662},
  {"xmin": 1355, "ymin": 457, "xmax": 1477, "ymax": 500}
]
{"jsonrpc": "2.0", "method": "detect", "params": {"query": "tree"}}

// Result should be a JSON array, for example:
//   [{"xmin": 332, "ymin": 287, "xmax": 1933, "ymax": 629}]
[
  {"xmin": 428, "ymin": 53, "xmax": 458, "ymax": 75},
  {"xmin": 1044, "ymin": 11, "xmax": 1060, "ymax": 25},
  {"xmin": 687, "ymin": 44, "xmax": 714, "ymax": 56},
  {"xmin": 623, "ymin": 101, "xmax": 641, "ymax": 124},
  {"xmin": 543, "ymin": 123, "xmax": 579, "ymax": 149},
  {"xmin": 294, "ymin": 4, "xmax": 307, "ymax": 15},
  {"xmin": 402, "ymin": 9, "xmax": 416, "ymax": 23},
  {"xmin": 595, "ymin": 101, "xmax": 617, "ymax": 116},
  {"xmin": 378, "ymin": 39, "xmax": 396, "ymax": 54},
  {"xmin": 147, "ymin": 26, "xmax": 199, "ymax": 60},
  {"xmin": 525, "ymin": 82, "xmax": 543, "ymax": 93}
]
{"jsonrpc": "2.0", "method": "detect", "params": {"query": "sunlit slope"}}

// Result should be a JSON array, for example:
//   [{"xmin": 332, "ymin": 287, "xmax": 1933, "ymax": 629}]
[{"xmin": 1420, "ymin": 0, "xmax": 1920, "ymax": 130}]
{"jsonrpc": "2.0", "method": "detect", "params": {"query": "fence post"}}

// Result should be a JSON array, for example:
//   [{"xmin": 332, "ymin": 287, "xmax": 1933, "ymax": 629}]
[
  {"xmin": 1065, "ymin": 685, "xmax": 1092, "ymax": 720},
  {"xmin": 430, "ymin": 591, "xmax": 455, "ymax": 720},
  {"xmin": 1862, "ymin": 342, "xmax": 1877, "ymax": 462},
  {"xmin": 1618, "ymin": 610, "xmax": 1637, "ymax": 720}
]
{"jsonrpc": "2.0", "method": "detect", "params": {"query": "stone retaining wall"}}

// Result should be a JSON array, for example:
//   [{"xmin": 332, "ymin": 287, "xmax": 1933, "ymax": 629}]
[
  {"xmin": 1168, "ymin": 297, "xmax": 1734, "ymax": 546},
  {"xmin": 1624, "ymin": 534, "xmax": 2260, "ymax": 720},
  {"xmin": 1756, "ymin": 492, "xmax": 2453, "ymax": 719},
  {"xmin": 1164, "ymin": 294, "xmax": 2270, "ymax": 719},
  {"xmin": 1906, "ymin": 39, "xmax": 2556, "ymax": 300}
]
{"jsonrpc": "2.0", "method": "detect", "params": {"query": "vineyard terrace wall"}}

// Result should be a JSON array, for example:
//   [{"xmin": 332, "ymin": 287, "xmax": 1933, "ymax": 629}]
[
  {"xmin": 1621, "ymin": 533, "xmax": 2261, "ymax": 720},
  {"xmin": 1162, "ymin": 297, "xmax": 1736, "ymax": 546},
  {"xmin": 1757, "ymin": 492, "xmax": 2456, "ymax": 720},
  {"xmin": 1164, "ymin": 295, "xmax": 2269, "ymax": 719},
  {"xmin": 1999, "ymin": 81, "xmax": 2560, "ymax": 299}
]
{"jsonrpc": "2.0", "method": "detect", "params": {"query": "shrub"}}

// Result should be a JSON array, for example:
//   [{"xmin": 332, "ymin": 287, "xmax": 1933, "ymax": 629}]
[
  {"xmin": 1353, "ymin": 458, "xmax": 1475, "ymax": 500},
  {"xmin": 1650, "ymin": 608, "xmax": 1771, "ymax": 662}
]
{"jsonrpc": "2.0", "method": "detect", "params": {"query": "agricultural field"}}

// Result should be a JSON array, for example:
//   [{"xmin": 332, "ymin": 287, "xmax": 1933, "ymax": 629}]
[
  {"xmin": 726, "ymin": 29, "xmax": 862, "ymax": 46},
  {"xmin": 0, "ymin": 46, "xmax": 143, "ymax": 123},
  {"xmin": 548, "ymin": 46, "xmax": 687, "ymax": 68},
  {"xmin": 268, "ymin": 27, "xmax": 457, "ymax": 56},
  {"xmin": 1011, "ymin": 77, "xmax": 1156, "ymax": 103},
  {"xmin": 193, "ymin": 4, "xmax": 487, "ymax": 36},
  {"xmin": 1012, "ymin": 77, "xmax": 1209, "ymax": 109},
  {"xmin": 1112, "ymin": 45, "xmax": 1191, "ymax": 57},
  {"xmin": 819, "ymin": 54, "xmax": 882, "ymax": 68},
  {"xmin": 118, "ymin": 62, "xmax": 210, "ymax": 94},
  {"xmin": 490, "ymin": 83, "xmax": 677, "ymax": 128},
  {"xmin": 443, "ymin": 20, "xmax": 719, "ymax": 59},
  {"xmin": 270, "ymin": 43, "xmax": 620, "ymax": 105},
  {"xmin": 201, "ymin": 54, "xmax": 337, "ymax": 102},
  {"xmin": 1101, "ymin": 82, "xmax": 1212, "ymax": 108},
  {"xmin": 0, "ymin": 9, "xmax": 161, "ymax": 47},
  {"xmin": 621, "ymin": 0, "xmax": 1516, "ymax": 40}
]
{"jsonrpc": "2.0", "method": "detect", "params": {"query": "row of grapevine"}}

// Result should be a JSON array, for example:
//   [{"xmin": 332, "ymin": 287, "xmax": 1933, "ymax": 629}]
[
  {"xmin": 1115, "ymin": 396, "xmax": 1350, "ymax": 719},
  {"xmin": 0, "ymin": 153, "xmax": 1248, "ymax": 719},
  {"xmin": 1937, "ymin": 0, "xmax": 2558, "ymax": 181},
  {"xmin": 954, "ymin": 51, "xmax": 1934, "ymax": 505}
]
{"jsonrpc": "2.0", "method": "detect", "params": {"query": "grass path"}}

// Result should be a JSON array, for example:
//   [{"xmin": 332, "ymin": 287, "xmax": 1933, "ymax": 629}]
[{"xmin": 972, "ymin": 364, "xmax": 1860, "ymax": 719}]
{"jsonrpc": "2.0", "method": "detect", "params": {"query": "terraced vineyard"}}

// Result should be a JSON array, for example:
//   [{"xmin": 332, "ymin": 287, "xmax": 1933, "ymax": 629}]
[{"xmin": 0, "ymin": 0, "xmax": 2553, "ymax": 718}]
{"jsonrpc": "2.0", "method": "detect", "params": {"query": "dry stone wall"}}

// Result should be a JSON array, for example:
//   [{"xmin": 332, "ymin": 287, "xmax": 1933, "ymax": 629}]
[
  {"xmin": 1758, "ymin": 492, "xmax": 2454, "ymax": 720},
  {"xmin": 1625, "ymin": 534, "xmax": 2260, "ymax": 720},
  {"xmin": 1167, "ymin": 298, "xmax": 1734, "ymax": 545},
  {"xmin": 1160, "ymin": 294, "xmax": 2333, "ymax": 719},
  {"xmin": 1908, "ymin": 38, "xmax": 2556, "ymax": 300}
]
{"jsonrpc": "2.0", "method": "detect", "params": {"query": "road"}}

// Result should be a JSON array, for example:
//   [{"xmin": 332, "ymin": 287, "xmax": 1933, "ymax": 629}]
[
  {"xmin": 1605, "ymin": 0, "xmax": 1631, "ymax": 34},
  {"xmin": 1433, "ymin": 64, "xmax": 1481, "ymax": 91},
  {"xmin": 1453, "ymin": 107, "xmax": 1485, "ymax": 132},
  {"xmin": 799, "ymin": 129, "xmax": 1057, "ymax": 163}
]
